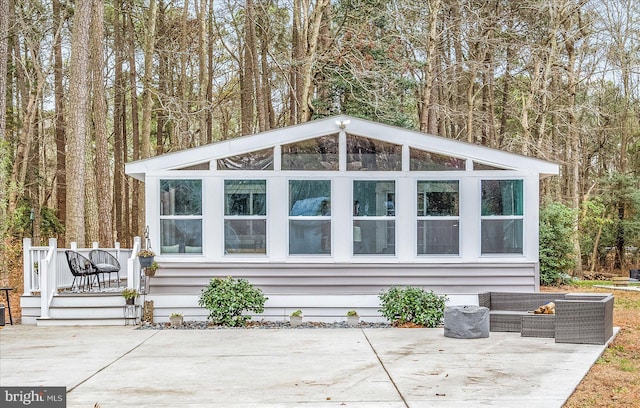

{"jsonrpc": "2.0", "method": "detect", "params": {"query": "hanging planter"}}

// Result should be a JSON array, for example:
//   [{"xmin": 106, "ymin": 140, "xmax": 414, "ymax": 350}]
[
  {"xmin": 145, "ymin": 261, "xmax": 159, "ymax": 277},
  {"xmin": 138, "ymin": 249, "xmax": 156, "ymax": 268}
]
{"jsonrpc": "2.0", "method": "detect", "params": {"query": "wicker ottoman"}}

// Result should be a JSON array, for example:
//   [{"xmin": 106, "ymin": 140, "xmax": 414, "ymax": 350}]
[
  {"xmin": 444, "ymin": 305, "xmax": 490, "ymax": 339},
  {"xmin": 521, "ymin": 314, "xmax": 556, "ymax": 338}
]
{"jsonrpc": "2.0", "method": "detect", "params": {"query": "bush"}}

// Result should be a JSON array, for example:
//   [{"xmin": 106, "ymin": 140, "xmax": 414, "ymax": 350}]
[
  {"xmin": 539, "ymin": 202, "xmax": 577, "ymax": 285},
  {"xmin": 198, "ymin": 277, "xmax": 267, "ymax": 327},
  {"xmin": 378, "ymin": 286, "xmax": 447, "ymax": 327}
]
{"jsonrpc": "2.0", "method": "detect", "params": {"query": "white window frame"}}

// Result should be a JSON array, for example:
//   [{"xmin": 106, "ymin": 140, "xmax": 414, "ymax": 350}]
[
  {"xmin": 416, "ymin": 179, "xmax": 461, "ymax": 256},
  {"xmin": 223, "ymin": 179, "xmax": 268, "ymax": 256},
  {"xmin": 479, "ymin": 178, "xmax": 525, "ymax": 256}
]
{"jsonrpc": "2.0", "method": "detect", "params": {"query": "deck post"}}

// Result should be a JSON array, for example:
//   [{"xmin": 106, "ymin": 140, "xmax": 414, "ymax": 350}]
[
  {"xmin": 128, "ymin": 236, "xmax": 141, "ymax": 292},
  {"xmin": 23, "ymin": 238, "xmax": 31, "ymax": 295}
]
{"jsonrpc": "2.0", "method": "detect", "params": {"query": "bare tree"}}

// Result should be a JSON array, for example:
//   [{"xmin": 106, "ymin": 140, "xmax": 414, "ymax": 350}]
[{"xmin": 66, "ymin": 0, "xmax": 93, "ymax": 245}]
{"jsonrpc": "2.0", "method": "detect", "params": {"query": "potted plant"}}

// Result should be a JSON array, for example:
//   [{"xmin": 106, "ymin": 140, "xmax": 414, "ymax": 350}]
[
  {"xmin": 169, "ymin": 312, "xmax": 183, "ymax": 327},
  {"xmin": 138, "ymin": 249, "xmax": 156, "ymax": 268},
  {"xmin": 145, "ymin": 261, "xmax": 159, "ymax": 277},
  {"xmin": 290, "ymin": 309, "xmax": 303, "ymax": 327},
  {"xmin": 346, "ymin": 310, "xmax": 359, "ymax": 326},
  {"xmin": 121, "ymin": 288, "xmax": 139, "ymax": 305}
]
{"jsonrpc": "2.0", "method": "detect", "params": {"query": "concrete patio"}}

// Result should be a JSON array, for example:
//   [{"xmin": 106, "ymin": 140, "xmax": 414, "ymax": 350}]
[{"xmin": 0, "ymin": 325, "xmax": 616, "ymax": 407}]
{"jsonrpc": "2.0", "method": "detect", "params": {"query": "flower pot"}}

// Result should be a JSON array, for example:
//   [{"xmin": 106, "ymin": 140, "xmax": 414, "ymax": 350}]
[
  {"xmin": 125, "ymin": 298, "xmax": 135, "ymax": 305},
  {"xmin": 139, "ymin": 256, "xmax": 155, "ymax": 268},
  {"xmin": 170, "ymin": 316, "xmax": 183, "ymax": 327},
  {"xmin": 347, "ymin": 316, "xmax": 360, "ymax": 327},
  {"xmin": 144, "ymin": 268, "xmax": 156, "ymax": 277},
  {"xmin": 290, "ymin": 315, "xmax": 303, "ymax": 327}
]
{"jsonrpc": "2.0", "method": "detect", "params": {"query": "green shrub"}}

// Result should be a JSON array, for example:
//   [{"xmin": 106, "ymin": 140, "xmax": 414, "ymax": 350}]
[
  {"xmin": 378, "ymin": 286, "xmax": 447, "ymax": 327},
  {"xmin": 539, "ymin": 202, "xmax": 577, "ymax": 285},
  {"xmin": 198, "ymin": 277, "xmax": 267, "ymax": 327}
]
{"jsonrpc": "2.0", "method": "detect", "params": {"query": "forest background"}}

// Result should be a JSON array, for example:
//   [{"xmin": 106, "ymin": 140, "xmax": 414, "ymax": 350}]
[{"xmin": 1, "ymin": 0, "xmax": 639, "ymax": 281}]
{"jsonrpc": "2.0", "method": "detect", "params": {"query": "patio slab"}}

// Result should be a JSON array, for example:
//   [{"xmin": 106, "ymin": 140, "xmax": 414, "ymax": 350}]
[{"xmin": 0, "ymin": 325, "xmax": 616, "ymax": 407}]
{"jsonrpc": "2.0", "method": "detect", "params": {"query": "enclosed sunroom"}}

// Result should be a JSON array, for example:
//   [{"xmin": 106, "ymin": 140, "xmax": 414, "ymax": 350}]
[{"xmin": 125, "ymin": 115, "xmax": 559, "ymax": 321}]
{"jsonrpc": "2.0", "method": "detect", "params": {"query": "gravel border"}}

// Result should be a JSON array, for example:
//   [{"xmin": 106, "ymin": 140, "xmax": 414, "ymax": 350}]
[{"xmin": 138, "ymin": 320, "xmax": 392, "ymax": 330}]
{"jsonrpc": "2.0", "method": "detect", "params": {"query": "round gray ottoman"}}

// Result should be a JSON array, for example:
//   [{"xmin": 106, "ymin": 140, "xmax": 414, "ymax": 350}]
[{"xmin": 443, "ymin": 305, "xmax": 490, "ymax": 339}]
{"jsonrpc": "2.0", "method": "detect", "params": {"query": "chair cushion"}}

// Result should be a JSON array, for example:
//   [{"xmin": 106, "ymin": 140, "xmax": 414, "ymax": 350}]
[{"xmin": 95, "ymin": 263, "xmax": 119, "ymax": 272}]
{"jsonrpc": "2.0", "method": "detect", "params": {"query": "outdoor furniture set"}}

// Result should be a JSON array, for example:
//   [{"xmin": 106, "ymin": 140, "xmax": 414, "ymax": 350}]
[
  {"xmin": 478, "ymin": 291, "xmax": 614, "ymax": 345},
  {"xmin": 64, "ymin": 250, "xmax": 121, "ymax": 292}
]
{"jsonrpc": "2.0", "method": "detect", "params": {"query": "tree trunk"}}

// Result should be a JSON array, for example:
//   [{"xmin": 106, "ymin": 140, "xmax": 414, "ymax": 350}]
[
  {"xmin": 113, "ymin": 0, "xmax": 125, "ymax": 244},
  {"xmin": 126, "ymin": 0, "xmax": 141, "ymax": 238},
  {"xmin": 91, "ymin": 0, "xmax": 113, "ymax": 246},
  {"xmin": 419, "ymin": 0, "xmax": 441, "ymax": 135},
  {"xmin": 141, "ymin": 0, "xmax": 157, "ymax": 159},
  {"xmin": 66, "ymin": 0, "xmax": 93, "ymax": 245},
  {"xmin": 53, "ymin": 0, "xmax": 66, "ymax": 242}
]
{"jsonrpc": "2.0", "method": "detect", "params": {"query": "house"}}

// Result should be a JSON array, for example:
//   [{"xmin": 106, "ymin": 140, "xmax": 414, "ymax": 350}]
[{"xmin": 125, "ymin": 115, "xmax": 559, "ymax": 322}]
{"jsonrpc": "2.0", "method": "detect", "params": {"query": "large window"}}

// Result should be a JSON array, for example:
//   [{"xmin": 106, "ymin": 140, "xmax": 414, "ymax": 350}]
[
  {"xmin": 481, "ymin": 179, "xmax": 523, "ymax": 254},
  {"xmin": 160, "ymin": 179, "xmax": 203, "ymax": 254},
  {"xmin": 347, "ymin": 135, "xmax": 402, "ymax": 171},
  {"xmin": 224, "ymin": 180, "xmax": 267, "ymax": 254},
  {"xmin": 417, "ymin": 181, "xmax": 459, "ymax": 255},
  {"xmin": 289, "ymin": 180, "xmax": 331, "ymax": 255},
  {"xmin": 282, "ymin": 135, "xmax": 339, "ymax": 170},
  {"xmin": 353, "ymin": 181, "xmax": 395, "ymax": 255}
]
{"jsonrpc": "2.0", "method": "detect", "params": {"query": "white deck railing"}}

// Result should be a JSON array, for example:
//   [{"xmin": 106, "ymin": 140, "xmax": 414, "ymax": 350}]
[{"xmin": 23, "ymin": 237, "xmax": 139, "ymax": 320}]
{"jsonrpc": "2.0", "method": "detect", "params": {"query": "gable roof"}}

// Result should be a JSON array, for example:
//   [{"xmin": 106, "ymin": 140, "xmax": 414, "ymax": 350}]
[{"xmin": 125, "ymin": 115, "xmax": 559, "ymax": 180}]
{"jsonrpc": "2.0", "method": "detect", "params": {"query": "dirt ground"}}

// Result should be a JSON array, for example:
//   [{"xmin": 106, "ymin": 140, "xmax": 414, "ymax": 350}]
[{"xmin": 542, "ymin": 285, "xmax": 640, "ymax": 407}]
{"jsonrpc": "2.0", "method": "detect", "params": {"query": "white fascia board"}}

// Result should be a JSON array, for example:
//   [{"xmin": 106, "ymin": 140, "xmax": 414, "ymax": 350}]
[{"xmin": 125, "ymin": 115, "xmax": 559, "ymax": 180}]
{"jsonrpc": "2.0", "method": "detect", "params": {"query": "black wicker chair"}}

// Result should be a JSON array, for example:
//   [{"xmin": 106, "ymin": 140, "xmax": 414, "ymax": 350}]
[
  {"xmin": 65, "ymin": 250, "xmax": 101, "ymax": 291},
  {"xmin": 89, "ymin": 249, "xmax": 121, "ymax": 287}
]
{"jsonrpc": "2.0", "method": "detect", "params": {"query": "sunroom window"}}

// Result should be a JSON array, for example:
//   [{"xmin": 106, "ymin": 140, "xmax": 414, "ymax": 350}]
[
  {"xmin": 282, "ymin": 135, "xmax": 339, "ymax": 170},
  {"xmin": 160, "ymin": 179, "xmax": 203, "ymax": 254},
  {"xmin": 224, "ymin": 180, "xmax": 267, "ymax": 254},
  {"xmin": 347, "ymin": 135, "xmax": 402, "ymax": 171},
  {"xmin": 417, "ymin": 181, "xmax": 459, "ymax": 255},
  {"xmin": 217, "ymin": 148, "xmax": 274, "ymax": 170},
  {"xmin": 289, "ymin": 180, "xmax": 331, "ymax": 255},
  {"xmin": 481, "ymin": 179, "xmax": 523, "ymax": 254},
  {"xmin": 353, "ymin": 180, "xmax": 395, "ymax": 255}
]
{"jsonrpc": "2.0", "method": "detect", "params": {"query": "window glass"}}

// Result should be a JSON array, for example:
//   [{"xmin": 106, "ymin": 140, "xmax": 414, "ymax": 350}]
[
  {"xmin": 353, "ymin": 181, "xmax": 395, "ymax": 255},
  {"xmin": 289, "ymin": 180, "xmax": 331, "ymax": 255},
  {"xmin": 224, "ymin": 180, "xmax": 267, "ymax": 254},
  {"xmin": 481, "ymin": 180, "xmax": 523, "ymax": 216},
  {"xmin": 481, "ymin": 219, "xmax": 523, "ymax": 254},
  {"xmin": 353, "ymin": 181, "xmax": 395, "ymax": 216},
  {"xmin": 410, "ymin": 148, "xmax": 465, "ymax": 171},
  {"xmin": 282, "ymin": 135, "xmax": 339, "ymax": 171},
  {"xmin": 417, "ymin": 181, "xmax": 459, "ymax": 216},
  {"xmin": 160, "ymin": 179, "xmax": 203, "ymax": 254},
  {"xmin": 175, "ymin": 162, "xmax": 210, "ymax": 171},
  {"xmin": 224, "ymin": 180, "xmax": 266, "ymax": 216},
  {"xmin": 481, "ymin": 179, "xmax": 524, "ymax": 255},
  {"xmin": 160, "ymin": 179, "xmax": 202, "ymax": 216},
  {"xmin": 347, "ymin": 134, "xmax": 401, "ymax": 171},
  {"xmin": 225, "ymin": 220, "xmax": 266, "ymax": 254},
  {"xmin": 417, "ymin": 220, "xmax": 459, "ymax": 255},
  {"xmin": 217, "ymin": 148, "xmax": 274, "ymax": 170},
  {"xmin": 417, "ymin": 180, "xmax": 459, "ymax": 255},
  {"xmin": 474, "ymin": 162, "xmax": 507, "ymax": 171},
  {"xmin": 353, "ymin": 220, "xmax": 395, "ymax": 255},
  {"xmin": 160, "ymin": 219, "xmax": 202, "ymax": 254}
]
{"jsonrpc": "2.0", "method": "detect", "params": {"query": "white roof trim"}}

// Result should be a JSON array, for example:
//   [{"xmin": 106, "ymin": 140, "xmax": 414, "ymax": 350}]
[{"xmin": 125, "ymin": 115, "xmax": 559, "ymax": 180}]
